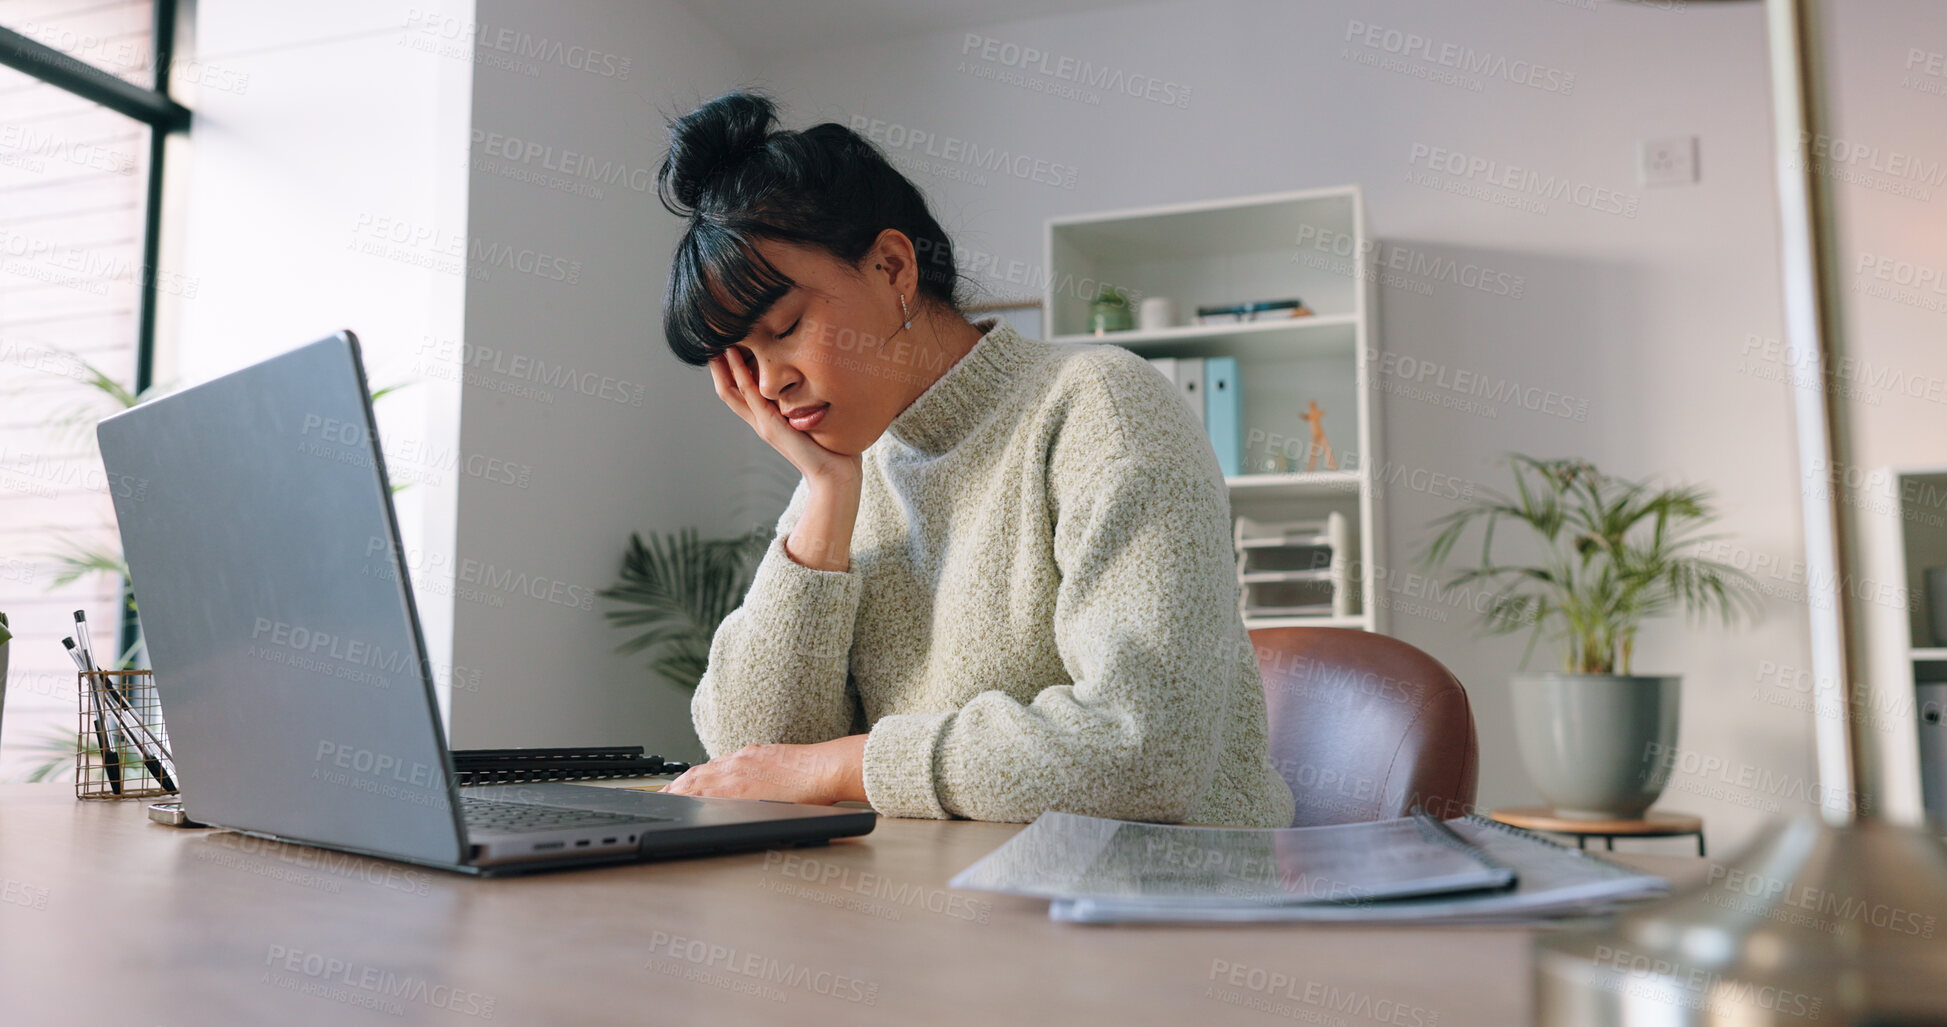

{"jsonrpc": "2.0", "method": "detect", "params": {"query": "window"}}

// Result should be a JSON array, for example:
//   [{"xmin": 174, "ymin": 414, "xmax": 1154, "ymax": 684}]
[{"xmin": 0, "ymin": 0, "xmax": 186, "ymax": 779}]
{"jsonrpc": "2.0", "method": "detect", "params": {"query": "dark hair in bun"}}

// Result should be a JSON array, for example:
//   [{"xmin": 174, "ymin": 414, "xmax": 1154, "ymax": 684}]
[{"xmin": 656, "ymin": 88, "xmax": 969, "ymax": 366}]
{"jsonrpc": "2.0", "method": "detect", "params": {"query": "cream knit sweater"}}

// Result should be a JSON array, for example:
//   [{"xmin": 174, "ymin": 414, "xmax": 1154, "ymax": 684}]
[{"xmin": 691, "ymin": 315, "xmax": 1297, "ymax": 828}]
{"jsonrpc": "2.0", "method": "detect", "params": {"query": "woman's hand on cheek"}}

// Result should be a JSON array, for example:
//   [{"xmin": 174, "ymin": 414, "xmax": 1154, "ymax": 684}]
[
  {"xmin": 660, "ymin": 741, "xmax": 850, "ymax": 805},
  {"xmin": 708, "ymin": 349, "xmax": 861, "ymax": 488}
]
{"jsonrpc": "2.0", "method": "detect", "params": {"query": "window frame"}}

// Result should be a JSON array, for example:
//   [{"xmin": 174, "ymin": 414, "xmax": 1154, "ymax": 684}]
[{"xmin": 0, "ymin": 1, "xmax": 190, "ymax": 658}]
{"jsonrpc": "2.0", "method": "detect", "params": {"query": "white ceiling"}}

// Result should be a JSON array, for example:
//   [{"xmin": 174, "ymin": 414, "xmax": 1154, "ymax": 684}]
[{"xmin": 669, "ymin": 0, "xmax": 1157, "ymax": 57}]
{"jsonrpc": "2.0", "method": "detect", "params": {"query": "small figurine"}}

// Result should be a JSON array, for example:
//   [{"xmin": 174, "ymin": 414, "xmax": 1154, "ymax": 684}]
[{"xmin": 1300, "ymin": 400, "xmax": 1337, "ymax": 472}]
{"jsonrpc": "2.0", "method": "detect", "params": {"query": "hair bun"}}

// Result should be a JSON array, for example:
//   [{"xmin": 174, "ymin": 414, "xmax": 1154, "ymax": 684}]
[{"xmin": 659, "ymin": 91, "xmax": 779, "ymax": 215}]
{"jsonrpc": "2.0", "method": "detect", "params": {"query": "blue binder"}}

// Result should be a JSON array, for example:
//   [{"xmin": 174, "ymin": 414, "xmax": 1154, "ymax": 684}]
[{"xmin": 1205, "ymin": 356, "xmax": 1240, "ymax": 476}]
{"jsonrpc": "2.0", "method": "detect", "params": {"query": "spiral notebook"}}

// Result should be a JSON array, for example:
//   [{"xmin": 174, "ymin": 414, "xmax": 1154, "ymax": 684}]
[
  {"xmin": 948, "ymin": 807, "xmax": 1519, "ymax": 908},
  {"xmin": 1042, "ymin": 815, "xmax": 1672, "ymax": 925}
]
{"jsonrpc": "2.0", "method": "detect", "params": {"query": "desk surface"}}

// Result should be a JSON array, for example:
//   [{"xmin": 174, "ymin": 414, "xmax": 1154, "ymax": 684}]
[{"xmin": 0, "ymin": 782, "xmax": 1714, "ymax": 1026}]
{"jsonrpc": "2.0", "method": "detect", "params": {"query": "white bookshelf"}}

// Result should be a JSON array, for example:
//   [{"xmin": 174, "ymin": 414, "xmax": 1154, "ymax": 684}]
[
  {"xmin": 1043, "ymin": 185, "xmax": 1383, "ymax": 633},
  {"xmin": 1866, "ymin": 465, "xmax": 1947, "ymax": 827},
  {"xmin": 1882, "ymin": 466, "xmax": 1947, "ymax": 661}
]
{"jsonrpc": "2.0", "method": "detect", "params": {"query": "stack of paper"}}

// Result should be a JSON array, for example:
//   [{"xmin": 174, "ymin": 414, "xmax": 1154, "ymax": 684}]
[{"xmin": 948, "ymin": 811, "xmax": 1671, "ymax": 926}]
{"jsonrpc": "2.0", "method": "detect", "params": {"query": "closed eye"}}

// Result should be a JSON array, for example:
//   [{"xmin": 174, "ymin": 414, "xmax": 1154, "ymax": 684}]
[{"xmin": 778, "ymin": 318, "xmax": 800, "ymax": 339}]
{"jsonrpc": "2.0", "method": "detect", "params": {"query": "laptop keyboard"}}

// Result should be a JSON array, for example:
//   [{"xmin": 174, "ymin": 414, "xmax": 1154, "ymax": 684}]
[{"xmin": 459, "ymin": 794, "xmax": 667, "ymax": 832}]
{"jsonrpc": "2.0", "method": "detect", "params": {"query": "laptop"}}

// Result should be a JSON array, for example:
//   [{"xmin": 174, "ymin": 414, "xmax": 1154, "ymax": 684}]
[{"xmin": 96, "ymin": 331, "xmax": 875, "ymax": 876}]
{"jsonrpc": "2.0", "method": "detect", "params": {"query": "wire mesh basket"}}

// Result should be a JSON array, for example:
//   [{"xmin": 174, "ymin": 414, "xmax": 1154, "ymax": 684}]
[{"xmin": 73, "ymin": 669, "xmax": 178, "ymax": 800}]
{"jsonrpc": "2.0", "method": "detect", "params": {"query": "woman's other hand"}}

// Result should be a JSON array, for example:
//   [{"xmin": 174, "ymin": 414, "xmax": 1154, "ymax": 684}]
[{"xmin": 661, "ymin": 735, "xmax": 870, "ymax": 805}]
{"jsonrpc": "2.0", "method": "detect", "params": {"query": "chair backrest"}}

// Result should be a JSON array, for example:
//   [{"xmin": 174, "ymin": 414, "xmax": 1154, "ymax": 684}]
[{"xmin": 1250, "ymin": 627, "xmax": 1479, "ymax": 827}]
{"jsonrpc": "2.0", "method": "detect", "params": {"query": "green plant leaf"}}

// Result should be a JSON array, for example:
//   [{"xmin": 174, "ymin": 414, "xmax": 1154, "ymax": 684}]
[
  {"xmin": 18, "ymin": 727, "xmax": 84, "ymax": 784},
  {"xmin": 38, "ymin": 540, "xmax": 128, "ymax": 588},
  {"xmin": 1417, "ymin": 453, "xmax": 1761, "ymax": 674},
  {"xmin": 598, "ymin": 525, "xmax": 774, "ymax": 692},
  {"xmin": 369, "ymin": 380, "xmax": 411, "ymax": 404}
]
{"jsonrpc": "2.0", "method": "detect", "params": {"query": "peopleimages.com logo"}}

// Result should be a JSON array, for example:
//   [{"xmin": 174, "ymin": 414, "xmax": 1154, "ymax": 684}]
[
  {"xmin": 1406, "ymin": 144, "xmax": 1638, "ymax": 218},
  {"xmin": 959, "ymin": 33, "xmax": 1192, "ymax": 108},
  {"xmin": 1344, "ymin": 19, "xmax": 1576, "ymax": 94},
  {"xmin": 849, "ymin": 116, "xmax": 1078, "ymax": 189}
]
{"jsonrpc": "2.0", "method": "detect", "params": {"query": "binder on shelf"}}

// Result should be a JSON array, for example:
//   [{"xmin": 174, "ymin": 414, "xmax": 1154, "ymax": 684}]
[
  {"xmin": 1328, "ymin": 509, "xmax": 1352, "ymax": 618},
  {"xmin": 1919, "ymin": 684, "xmax": 1947, "ymax": 828},
  {"xmin": 1146, "ymin": 357, "xmax": 1206, "ymax": 426},
  {"xmin": 1205, "ymin": 356, "xmax": 1239, "ymax": 476},
  {"xmin": 1175, "ymin": 357, "xmax": 1204, "ymax": 428}
]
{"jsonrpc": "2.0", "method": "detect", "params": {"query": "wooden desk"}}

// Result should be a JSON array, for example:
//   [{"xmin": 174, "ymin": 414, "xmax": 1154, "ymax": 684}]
[{"xmin": 0, "ymin": 783, "xmax": 1712, "ymax": 1026}]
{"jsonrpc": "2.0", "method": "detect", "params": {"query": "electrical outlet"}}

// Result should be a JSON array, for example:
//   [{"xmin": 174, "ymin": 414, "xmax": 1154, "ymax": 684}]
[{"xmin": 1639, "ymin": 136, "xmax": 1698, "ymax": 187}]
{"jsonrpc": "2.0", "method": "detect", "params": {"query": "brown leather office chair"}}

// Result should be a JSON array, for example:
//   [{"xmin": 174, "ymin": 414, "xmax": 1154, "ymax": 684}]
[{"xmin": 1251, "ymin": 627, "xmax": 1479, "ymax": 827}]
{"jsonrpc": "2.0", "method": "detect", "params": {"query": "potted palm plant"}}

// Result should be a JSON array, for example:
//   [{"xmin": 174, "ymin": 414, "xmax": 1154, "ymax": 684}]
[
  {"xmin": 599, "ymin": 526, "xmax": 773, "ymax": 692},
  {"xmin": 1421, "ymin": 455, "xmax": 1761, "ymax": 820}
]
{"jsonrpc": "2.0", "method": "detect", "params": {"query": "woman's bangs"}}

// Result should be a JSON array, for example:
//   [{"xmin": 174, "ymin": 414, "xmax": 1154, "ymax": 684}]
[{"xmin": 665, "ymin": 226, "xmax": 797, "ymax": 365}]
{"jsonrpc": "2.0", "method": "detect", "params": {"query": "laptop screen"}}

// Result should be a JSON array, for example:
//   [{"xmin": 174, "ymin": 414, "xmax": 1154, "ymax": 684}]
[{"xmin": 97, "ymin": 332, "xmax": 465, "ymax": 865}]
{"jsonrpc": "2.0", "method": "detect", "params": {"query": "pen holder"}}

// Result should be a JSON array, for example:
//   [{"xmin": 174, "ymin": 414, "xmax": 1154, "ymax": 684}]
[{"xmin": 73, "ymin": 669, "xmax": 178, "ymax": 800}]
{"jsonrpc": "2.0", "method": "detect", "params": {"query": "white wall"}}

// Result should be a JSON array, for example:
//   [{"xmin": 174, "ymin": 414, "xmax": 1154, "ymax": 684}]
[
  {"xmin": 454, "ymin": 0, "xmax": 1947, "ymax": 852},
  {"xmin": 172, "ymin": 0, "xmax": 473, "ymax": 725},
  {"xmin": 448, "ymin": 0, "xmax": 761, "ymax": 750}
]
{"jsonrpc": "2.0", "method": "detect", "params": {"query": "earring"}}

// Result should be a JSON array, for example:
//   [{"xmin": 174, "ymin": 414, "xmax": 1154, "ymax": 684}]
[{"xmin": 898, "ymin": 292, "xmax": 912, "ymax": 331}]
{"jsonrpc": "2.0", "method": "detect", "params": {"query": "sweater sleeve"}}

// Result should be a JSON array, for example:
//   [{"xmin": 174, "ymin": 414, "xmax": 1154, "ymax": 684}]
[
  {"xmin": 690, "ymin": 478, "xmax": 866, "ymax": 757},
  {"xmin": 861, "ymin": 364, "xmax": 1240, "ymax": 822}
]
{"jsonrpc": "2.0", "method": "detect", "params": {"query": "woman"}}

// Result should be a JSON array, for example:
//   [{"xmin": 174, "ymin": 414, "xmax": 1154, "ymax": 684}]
[{"xmin": 657, "ymin": 90, "xmax": 1295, "ymax": 828}]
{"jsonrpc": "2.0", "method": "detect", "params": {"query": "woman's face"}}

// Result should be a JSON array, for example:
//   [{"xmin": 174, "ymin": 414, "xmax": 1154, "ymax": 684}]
[{"xmin": 723, "ymin": 235, "xmax": 932, "ymax": 456}]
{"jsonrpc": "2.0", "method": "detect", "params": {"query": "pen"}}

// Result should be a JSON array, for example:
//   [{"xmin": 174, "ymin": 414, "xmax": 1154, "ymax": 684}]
[
  {"xmin": 73, "ymin": 610, "xmax": 110, "ymax": 700},
  {"xmin": 73, "ymin": 608, "xmax": 116, "ymax": 732},
  {"xmin": 60, "ymin": 635, "xmax": 172, "ymax": 756},
  {"xmin": 63, "ymin": 636, "xmax": 175, "ymax": 793},
  {"xmin": 74, "ymin": 611, "xmax": 133, "ymax": 780},
  {"xmin": 63, "ymin": 636, "xmax": 121, "ymax": 794}
]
